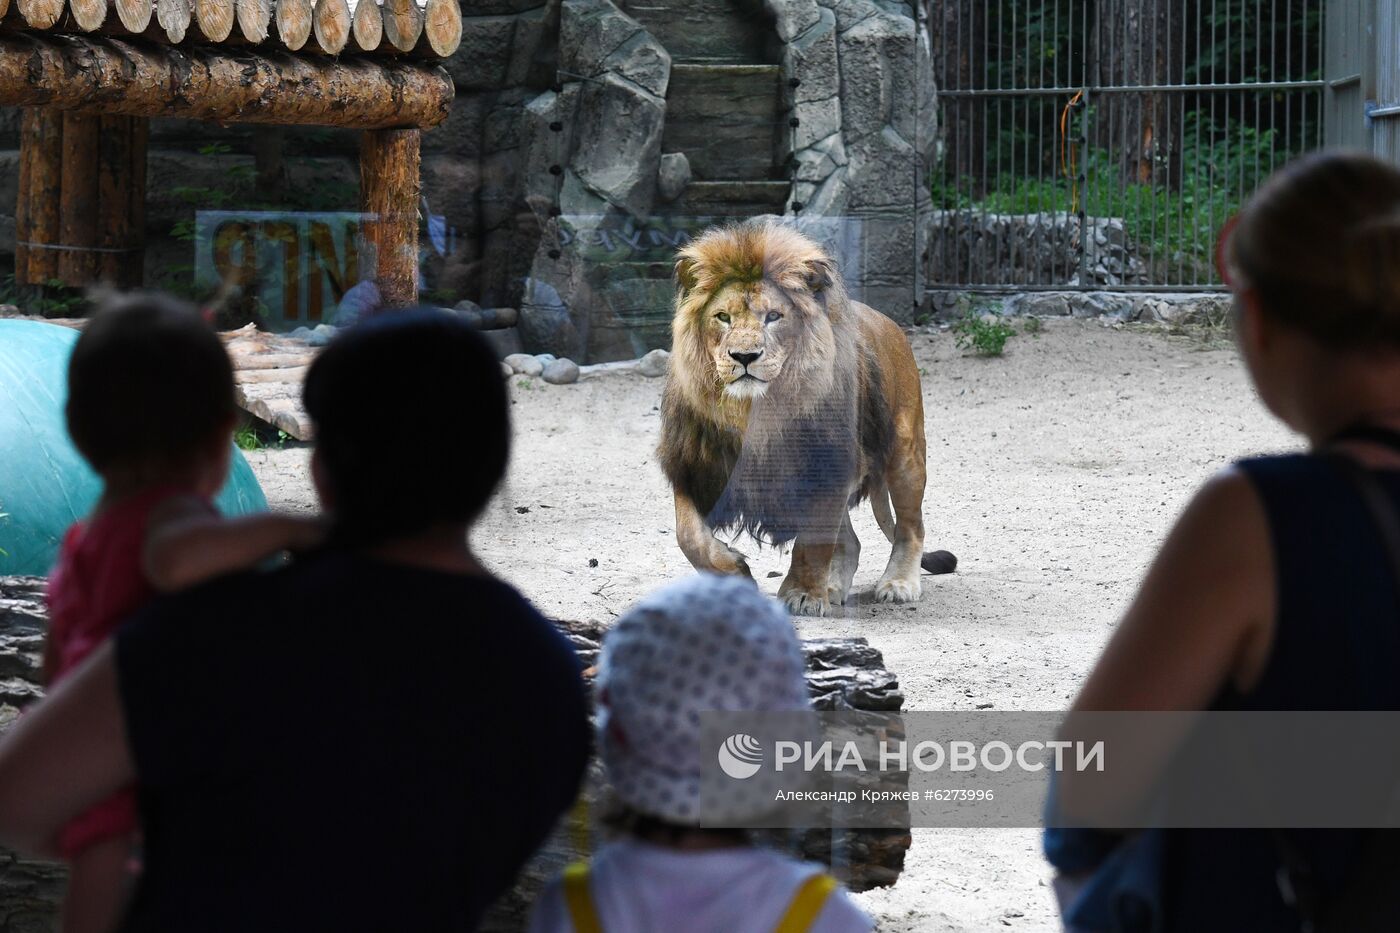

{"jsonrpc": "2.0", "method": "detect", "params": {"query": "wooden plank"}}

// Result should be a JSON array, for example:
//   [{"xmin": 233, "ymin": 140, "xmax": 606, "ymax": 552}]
[
  {"xmin": 226, "ymin": 351, "xmax": 315, "ymax": 370},
  {"xmin": 234, "ymin": 365, "xmax": 309, "ymax": 384}
]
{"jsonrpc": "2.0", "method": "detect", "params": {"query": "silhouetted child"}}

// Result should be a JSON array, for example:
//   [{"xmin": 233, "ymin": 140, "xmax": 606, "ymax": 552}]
[
  {"xmin": 44, "ymin": 295, "xmax": 323, "ymax": 933},
  {"xmin": 529, "ymin": 574, "xmax": 872, "ymax": 933}
]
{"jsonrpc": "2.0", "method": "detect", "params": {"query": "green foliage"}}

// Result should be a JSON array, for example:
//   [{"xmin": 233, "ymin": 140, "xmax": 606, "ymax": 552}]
[
  {"xmin": 0, "ymin": 274, "xmax": 87, "ymax": 317},
  {"xmin": 932, "ymin": 0, "xmax": 1321, "ymax": 285},
  {"xmin": 1021, "ymin": 315, "xmax": 1044, "ymax": 336},
  {"xmin": 953, "ymin": 310, "xmax": 1017, "ymax": 357},
  {"xmin": 933, "ymin": 110, "xmax": 1287, "ymax": 280},
  {"xmin": 234, "ymin": 421, "xmax": 290, "ymax": 451}
]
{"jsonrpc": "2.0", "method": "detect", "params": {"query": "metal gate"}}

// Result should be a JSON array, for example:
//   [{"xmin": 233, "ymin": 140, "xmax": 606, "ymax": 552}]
[{"xmin": 928, "ymin": 0, "xmax": 1325, "ymax": 292}]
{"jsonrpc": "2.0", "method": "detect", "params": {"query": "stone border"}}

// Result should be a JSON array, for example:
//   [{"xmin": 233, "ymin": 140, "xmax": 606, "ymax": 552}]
[{"xmin": 926, "ymin": 290, "xmax": 1232, "ymax": 328}]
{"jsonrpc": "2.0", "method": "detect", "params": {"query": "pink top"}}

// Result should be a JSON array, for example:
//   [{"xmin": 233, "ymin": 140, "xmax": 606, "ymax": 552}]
[{"xmin": 45, "ymin": 485, "xmax": 209, "ymax": 858}]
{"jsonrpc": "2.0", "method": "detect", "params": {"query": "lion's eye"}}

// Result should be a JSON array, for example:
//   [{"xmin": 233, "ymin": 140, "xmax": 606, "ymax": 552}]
[
  {"xmin": 765, "ymin": 311, "xmax": 783, "ymax": 324},
  {"xmin": 716, "ymin": 312, "xmax": 731, "ymax": 324}
]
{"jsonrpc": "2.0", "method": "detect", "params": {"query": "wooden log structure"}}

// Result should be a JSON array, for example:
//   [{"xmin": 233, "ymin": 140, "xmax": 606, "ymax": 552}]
[
  {"xmin": 349, "ymin": 0, "xmax": 381, "ymax": 53},
  {"xmin": 4, "ymin": 0, "xmax": 453, "ymax": 305},
  {"xmin": 0, "ymin": 34, "xmax": 452, "ymax": 128},
  {"xmin": 3, "ymin": 0, "xmax": 461, "ymax": 56},
  {"xmin": 15, "ymin": 110, "xmax": 145, "ymax": 289}
]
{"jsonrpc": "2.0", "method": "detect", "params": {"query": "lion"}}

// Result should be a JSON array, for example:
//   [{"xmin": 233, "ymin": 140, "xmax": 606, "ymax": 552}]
[{"xmin": 657, "ymin": 219, "xmax": 937, "ymax": 616}]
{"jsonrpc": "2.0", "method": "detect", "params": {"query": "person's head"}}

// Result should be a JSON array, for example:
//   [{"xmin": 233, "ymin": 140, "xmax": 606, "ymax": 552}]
[
  {"xmin": 1222, "ymin": 151, "xmax": 1400, "ymax": 435},
  {"xmin": 66, "ymin": 293, "xmax": 236, "ymax": 494},
  {"xmin": 595, "ymin": 574, "xmax": 811, "ymax": 832},
  {"xmin": 302, "ymin": 308, "xmax": 509, "ymax": 546}
]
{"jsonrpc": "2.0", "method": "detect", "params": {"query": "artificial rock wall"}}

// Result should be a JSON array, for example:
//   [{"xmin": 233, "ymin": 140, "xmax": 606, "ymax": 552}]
[{"xmin": 515, "ymin": 0, "xmax": 938, "ymax": 361}]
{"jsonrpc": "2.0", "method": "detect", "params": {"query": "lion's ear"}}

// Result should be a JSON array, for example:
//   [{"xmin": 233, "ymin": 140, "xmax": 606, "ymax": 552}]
[
  {"xmin": 804, "ymin": 258, "xmax": 835, "ymax": 294},
  {"xmin": 675, "ymin": 257, "xmax": 699, "ymax": 294}
]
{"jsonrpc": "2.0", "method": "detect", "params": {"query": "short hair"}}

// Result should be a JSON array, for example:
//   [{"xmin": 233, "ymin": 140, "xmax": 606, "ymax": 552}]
[
  {"xmin": 1229, "ymin": 150, "xmax": 1400, "ymax": 347},
  {"xmin": 66, "ymin": 294, "xmax": 236, "ymax": 475},
  {"xmin": 302, "ymin": 309, "xmax": 510, "ymax": 544}
]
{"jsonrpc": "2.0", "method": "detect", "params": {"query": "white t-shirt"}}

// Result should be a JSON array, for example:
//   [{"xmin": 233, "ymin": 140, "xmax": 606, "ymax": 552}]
[{"xmin": 528, "ymin": 840, "xmax": 873, "ymax": 933}]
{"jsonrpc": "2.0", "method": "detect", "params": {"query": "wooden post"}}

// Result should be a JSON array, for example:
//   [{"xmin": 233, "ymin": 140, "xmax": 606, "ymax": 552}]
[
  {"xmin": 359, "ymin": 128, "xmax": 420, "ymax": 308},
  {"xmin": 18, "ymin": 109, "xmax": 63, "ymax": 287},
  {"xmin": 97, "ymin": 115, "xmax": 148, "ymax": 288},
  {"xmin": 58, "ymin": 113, "xmax": 100, "ymax": 284}
]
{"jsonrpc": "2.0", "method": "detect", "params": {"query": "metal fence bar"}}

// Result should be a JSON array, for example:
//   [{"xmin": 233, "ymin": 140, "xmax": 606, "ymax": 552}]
[{"xmin": 928, "ymin": 0, "xmax": 1325, "ymax": 293}]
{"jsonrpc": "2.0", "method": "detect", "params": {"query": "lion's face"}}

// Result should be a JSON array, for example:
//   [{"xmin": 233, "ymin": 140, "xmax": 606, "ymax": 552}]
[
  {"xmin": 700, "ymin": 281, "xmax": 803, "ymax": 399},
  {"xmin": 669, "ymin": 221, "xmax": 847, "ymax": 416}
]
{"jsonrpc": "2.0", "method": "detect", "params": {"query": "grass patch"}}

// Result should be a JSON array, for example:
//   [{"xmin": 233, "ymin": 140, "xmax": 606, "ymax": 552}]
[
  {"xmin": 953, "ymin": 311, "xmax": 1017, "ymax": 357},
  {"xmin": 234, "ymin": 420, "xmax": 290, "ymax": 451}
]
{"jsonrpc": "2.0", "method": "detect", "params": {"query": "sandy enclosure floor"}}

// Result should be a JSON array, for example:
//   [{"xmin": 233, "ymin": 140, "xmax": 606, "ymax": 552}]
[{"xmin": 245, "ymin": 318, "xmax": 1298, "ymax": 932}]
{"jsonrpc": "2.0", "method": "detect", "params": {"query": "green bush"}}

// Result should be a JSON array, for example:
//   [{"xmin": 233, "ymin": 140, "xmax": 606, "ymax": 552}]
[{"xmin": 953, "ymin": 311, "xmax": 1017, "ymax": 357}]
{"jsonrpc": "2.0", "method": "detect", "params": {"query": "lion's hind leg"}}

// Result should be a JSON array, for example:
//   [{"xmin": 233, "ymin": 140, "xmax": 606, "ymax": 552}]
[{"xmin": 874, "ymin": 449, "xmax": 926, "ymax": 604}]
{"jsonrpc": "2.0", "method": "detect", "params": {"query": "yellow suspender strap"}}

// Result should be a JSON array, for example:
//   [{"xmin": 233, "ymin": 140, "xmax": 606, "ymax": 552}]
[
  {"xmin": 562, "ymin": 861, "xmax": 603, "ymax": 933},
  {"xmin": 774, "ymin": 873, "xmax": 838, "ymax": 933}
]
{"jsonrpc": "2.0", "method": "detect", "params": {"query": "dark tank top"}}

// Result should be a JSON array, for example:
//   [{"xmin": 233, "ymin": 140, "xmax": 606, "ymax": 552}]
[{"xmin": 1164, "ymin": 449, "xmax": 1400, "ymax": 931}]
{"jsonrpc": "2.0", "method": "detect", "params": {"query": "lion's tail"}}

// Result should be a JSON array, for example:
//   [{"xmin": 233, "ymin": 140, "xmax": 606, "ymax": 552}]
[{"xmin": 870, "ymin": 481, "xmax": 896, "ymax": 544}]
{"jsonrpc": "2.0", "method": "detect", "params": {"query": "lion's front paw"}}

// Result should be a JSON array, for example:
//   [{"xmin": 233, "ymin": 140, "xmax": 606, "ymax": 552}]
[
  {"xmin": 782, "ymin": 589, "xmax": 831, "ymax": 617},
  {"xmin": 875, "ymin": 576, "xmax": 922, "ymax": 603}
]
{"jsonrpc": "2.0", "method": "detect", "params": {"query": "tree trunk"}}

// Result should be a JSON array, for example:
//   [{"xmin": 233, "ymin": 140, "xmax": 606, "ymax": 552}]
[
  {"xmin": 273, "ymin": 0, "xmax": 311, "ymax": 49},
  {"xmin": 1091, "ymin": 0, "xmax": 1183, "ymax": 188},
  {"xmin": 58, "ymin": 113, "xmax": 100, "ymax": 284},
  {"xmin": 932, "ymin": 0, "xmax": 985, "ymax": 199},
  {"xmin": 359, "ymin": 128, "xmax": 420, "ymax": 307},
  {"xmin": 312, "ymin": 0, "xmax": 350, "ymax": 54},
  {"xmin": 18, "ymin": 109, "xmax": 63, "ymax": 286},
  {"xmin": 0, "ymin": 34, "xmax": 453, "ymax": 129}
]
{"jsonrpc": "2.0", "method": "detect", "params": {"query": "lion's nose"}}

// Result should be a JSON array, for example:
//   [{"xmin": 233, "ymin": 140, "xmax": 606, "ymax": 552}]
[{"xmin": 729, "ymin": 350, "xmax": 762, "ymax": 367}]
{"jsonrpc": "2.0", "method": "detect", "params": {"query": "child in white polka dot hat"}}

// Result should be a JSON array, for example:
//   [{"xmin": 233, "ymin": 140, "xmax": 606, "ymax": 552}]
[{"xmin": 528, "ymin": 573, "xmax": 872, "ymax": 933}]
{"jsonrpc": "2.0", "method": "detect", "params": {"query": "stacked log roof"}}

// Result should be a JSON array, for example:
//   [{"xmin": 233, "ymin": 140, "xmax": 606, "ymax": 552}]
[{"xmin": 4, "ymin": 0, "xmax": 463, "ymax": 58}]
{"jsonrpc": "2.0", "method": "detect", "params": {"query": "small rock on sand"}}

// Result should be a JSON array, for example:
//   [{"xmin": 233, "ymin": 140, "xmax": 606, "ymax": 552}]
[
  {"xmin": 637, "ymin": 348, "xmax": 670, "ymax": 377},
  {"xmin": 542, "ymin": 358, "xmax": 580, "ymax": 385},
  {"xmin": 505, "ymin": 353, "xmax": 544, "ymax": 377}
]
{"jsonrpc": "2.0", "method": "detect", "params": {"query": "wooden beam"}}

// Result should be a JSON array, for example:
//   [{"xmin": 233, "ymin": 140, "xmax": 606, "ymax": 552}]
[
  {"xmin": 359, "ymin": 128, "xmax": 420, "ymax": 308},
  {"xmin": 0, "ymin": 33, "xmax": 452, "ymax": 129}
]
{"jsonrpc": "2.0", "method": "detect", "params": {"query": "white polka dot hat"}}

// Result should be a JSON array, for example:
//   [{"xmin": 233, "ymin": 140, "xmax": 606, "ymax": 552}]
[{"xmin": 596, "ymin": 573, "xmax": 811, "ymax": 824}]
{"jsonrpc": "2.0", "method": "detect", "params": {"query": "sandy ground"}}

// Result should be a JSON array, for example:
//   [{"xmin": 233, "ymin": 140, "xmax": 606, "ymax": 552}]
[{"xmin": 243, "ymin": 318, "xmax": 1298, "ymax": 932}]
